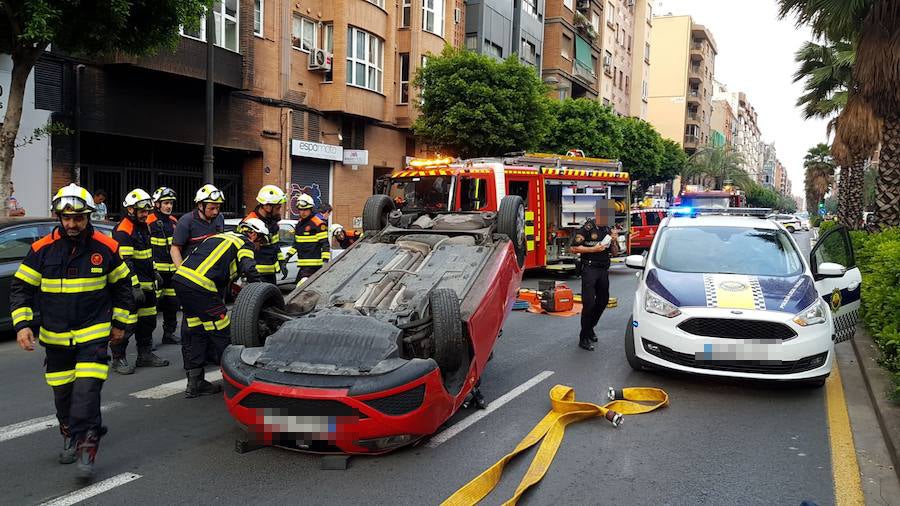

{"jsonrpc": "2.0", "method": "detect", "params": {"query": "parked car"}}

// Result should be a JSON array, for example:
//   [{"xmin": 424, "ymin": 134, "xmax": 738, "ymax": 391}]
[
  {"xmin": 795, "ymin": 214, "xmax": 811, "ymax": 231},
  {"xmin": 630, "ymin": 208, "xmax": 666, "ymax": 251},
  {"xmin": 767, "ymin": 214, "xmax": 803, "ymax": 233},
  {"xmin": 224, "ymin": 218, "xmax": 299, "ymax": 285},
  {"xmin": 0, "ymin": 218, "xmax": 115, "ymax": 332}
]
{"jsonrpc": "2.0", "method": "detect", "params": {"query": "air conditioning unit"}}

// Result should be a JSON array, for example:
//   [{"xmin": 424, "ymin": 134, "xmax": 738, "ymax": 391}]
[
  {"xmin": 308, "ymin": 48, "xmax": 333, "ymax": 72},
  {"xmin": 454, "ymin": 7, "xmax": 462, "ymax": 23},
  {"xmin": 576, "ymin": 0, "xmax": 590, "ymax": 11}
]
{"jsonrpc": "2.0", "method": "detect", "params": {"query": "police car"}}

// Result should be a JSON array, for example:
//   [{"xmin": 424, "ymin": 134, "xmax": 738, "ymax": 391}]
[{"xmin": 624, "ymin": 208, "xmax": 861, "ymax": 386}]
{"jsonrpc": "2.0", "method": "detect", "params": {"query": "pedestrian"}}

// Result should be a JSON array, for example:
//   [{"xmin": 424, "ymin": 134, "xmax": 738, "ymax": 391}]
[
  {"xmin": 91, "ymin": 190, "xmax": 108, "ymax": 221},
  {"xmin": 284, "ymin": 194, "xmax": 329, "ymax": 283},
  {"xmin": 7, "ymin": 181, "xmax": 26, "ymax": 216},
  {"xmin": 148, "ymin": 187, "xmax": 180, "ymax": 345},
  {"xmin": 242, "ymin": 185, "xmax": 288, "ymax": 284},
  {"xmin": 111, "ymin": 189, "xmax": 169, "ymax": 373},
  {"xmin": 170, "ymin": 184, "xmax": 225, "ymax": 268},
  {"xmin": 172, "ymin": 219, "xmax": 266, "ymax": 397},
  {"xmin": 570, "ymin": 199, "xmax": 620, "ymax": 351},
  {"xmin": 10, "ymin": 183, "xmax": 135, "ymax": 479}
]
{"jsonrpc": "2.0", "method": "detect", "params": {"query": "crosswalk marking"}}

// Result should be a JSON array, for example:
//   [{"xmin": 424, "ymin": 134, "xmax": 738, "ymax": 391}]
[
  {"xmin": 129, "ymin": 369, "xmax": 223, "ymax": 399},
  {"xmin": 40, "ymin": 473, "xmax": 142, "ymax": 506},
  {"xmin": 0, "ymin": 402, "xmax": 123, "ymax": 443}
]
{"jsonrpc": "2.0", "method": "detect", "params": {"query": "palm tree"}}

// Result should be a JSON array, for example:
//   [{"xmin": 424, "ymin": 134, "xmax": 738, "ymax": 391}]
[
  {"xmin": 803, "ymin": 143, "xmax": 835, "ymax": 215},
  {"xmin": 780, "ymin": 0, "xmax": 900, "ymax": 228},
  {"xmin": 686, "ymin": 146, "xmax": 752, "ymax": 191}
]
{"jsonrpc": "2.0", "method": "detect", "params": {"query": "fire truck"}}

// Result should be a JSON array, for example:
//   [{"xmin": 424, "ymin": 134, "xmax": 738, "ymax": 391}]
[
  {"xmin": 674, "ymin": 185, "xmax": 747, "ymax": 208},
  {"xmin": 383, "ymin": 152, "xmax": 632, "ymax": 271}
]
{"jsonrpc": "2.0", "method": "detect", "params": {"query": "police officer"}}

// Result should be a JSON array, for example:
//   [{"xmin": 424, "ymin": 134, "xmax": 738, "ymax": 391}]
[
  {"xmin": 242, "ymin": 185, "xmax": 288, "ymax": 284},
  {"xmin": 284, "ymin": 194, "xmax": 329, "ymax": 281},
  {"xmin": 148, "ymin": 187, "xmax": 180, "ymax": 344},
  {"xmin": 330, "ymin": 224, "xmax": 361, "ymax": 249},
  {"xmin": 172, "ymin": 219, "xmax": 266, "ymax": 397},
  {"xmin": 11, "ymin": 184, "xmax": 135, "ymax": 479},
  {"xmin": 570, "ymin": 199, "xmax": 620, "ymax": 351},
  {"xmin": 111, "ymin": 189, "xmax": 169, "ymax": 373},
  {"xmin": 171, "ymin": 184, "xmax": 225, "ymax": 268}
]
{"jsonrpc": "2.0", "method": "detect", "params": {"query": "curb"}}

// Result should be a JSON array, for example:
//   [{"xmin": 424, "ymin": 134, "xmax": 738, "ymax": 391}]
[{"xmin": 851, "ymin": 324, "xmax": 900, "ymax": 482}]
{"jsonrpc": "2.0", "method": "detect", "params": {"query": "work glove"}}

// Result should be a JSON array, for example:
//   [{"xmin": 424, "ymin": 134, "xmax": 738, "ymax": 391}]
[
  {"xmin": 155, "ymin": 272, "xmax": 164, "ymax": 290},
  {"xmin": 280, "ymin": 263, "xmax": 289, "ymax": 280},
  {"xmin": 132, "ymin": 285, "xmax": 146, "ymax": 306}
]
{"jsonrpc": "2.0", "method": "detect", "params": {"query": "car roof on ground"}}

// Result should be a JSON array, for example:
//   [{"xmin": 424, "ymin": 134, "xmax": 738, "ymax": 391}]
[{"xmin": 666, "ymin": 214, "xmax": 780, "ymax": 229}]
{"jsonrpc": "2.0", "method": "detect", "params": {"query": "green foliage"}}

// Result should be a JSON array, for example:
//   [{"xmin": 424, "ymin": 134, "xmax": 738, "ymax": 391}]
[
  {"xmin": 15, "ymin": 121, "xmax": 72, "ymax": 148},
  {"xmin": 818, "ymin": 219, "xmax": 837, "ymax": 235},
  {"xmin": 746, "ymin": 184, "xmax": 779, "ymax": 209},
  {"xmin": 540, "ymin": 98, "xmax": 624, "ymax": 159},
  {"xmin": 811, "ymin": 215, "xmax": 823, "ymax": 227},
  {"xmin": 642, "ymin": 139, "xmax": 689, "ymax": 192},
  {"xmin": 617, "ymin": 117, "xmax": 664, "ymax": 184},
  {"xmin": 412, "ymin": 47, "xmax": 551, "ymax": 158},
  {"xmin": 777, "ymin": 193, "xmax": 798, "ymax": 213},
  {"xmin": 684, "ymin": 145, "xmax": 752, "ymax": 190}
]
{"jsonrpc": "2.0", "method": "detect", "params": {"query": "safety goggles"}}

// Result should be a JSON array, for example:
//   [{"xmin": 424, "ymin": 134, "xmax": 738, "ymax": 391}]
[
  {"xmin": 52, "ymin": 196, "xmax": 92, "ymax": 214},
  {"xmin": 134, "ymin": 199, "xmax": 154, "ymax": 210},
  {"xmin": 203, "ymin": 189, "xmax": 224, "ymax": 202}
]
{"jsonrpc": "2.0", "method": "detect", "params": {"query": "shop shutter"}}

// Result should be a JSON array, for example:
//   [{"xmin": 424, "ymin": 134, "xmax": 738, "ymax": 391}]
[{"xmin": 289, "ymin": 157, "xmax": 331, "ymax": 218}]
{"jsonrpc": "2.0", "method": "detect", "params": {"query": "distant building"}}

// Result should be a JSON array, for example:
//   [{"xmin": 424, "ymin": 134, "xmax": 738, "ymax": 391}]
[{"xmin": 465, "ymin": 0, "xmax": 545, "ymax": 69}]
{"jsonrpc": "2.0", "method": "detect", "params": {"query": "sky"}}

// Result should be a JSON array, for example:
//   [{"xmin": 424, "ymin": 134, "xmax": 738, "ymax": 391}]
[{"xmin": 655, "ymin": 0, "xmax": 828, "ymax": 197}]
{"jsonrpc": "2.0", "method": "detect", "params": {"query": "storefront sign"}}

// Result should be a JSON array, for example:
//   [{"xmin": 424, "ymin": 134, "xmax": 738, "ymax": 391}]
[
  {"xmin": 342, "ymin": 149, "xmax": 369, "ymax": 166},
  {"xmin": 291, "ymin": 139, "xmax": 343, "ymax": 161}
]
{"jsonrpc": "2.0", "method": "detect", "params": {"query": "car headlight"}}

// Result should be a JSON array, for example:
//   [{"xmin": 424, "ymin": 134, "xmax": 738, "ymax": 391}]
[
  {"xmin": 793, "ymin": 299, "xmax": 827, "ymax": 326},
  {"xmin": 644, "ymin": 288, "xmax": 681, "ymax": 318}
]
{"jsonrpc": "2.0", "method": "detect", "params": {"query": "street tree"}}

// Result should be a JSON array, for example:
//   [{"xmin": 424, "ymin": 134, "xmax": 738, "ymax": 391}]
[
  {"xmin": 539, "ymin": 98, "xmax": 624, "ymax": 159},
  {"xmin": 684, "ymin": 145, "xmax": 752, "ymax": 191},
  {"xmin": 412, "ymin": 47, "xmax": 551, "ymax": 158},
  {"xmin": 637, "ymin": 139, "xmax": 687, "ymax": 197},
  {"xmin": 0, "ymin": 0, "xmax": 210, "ymax": 213},
  {"xmin": 617, "ymin": 117, "xmax": 664, "ymax": 191},
  {"xmin": 746, "ymin": 184, "xmax": 779, "ymax": 209},
  {"xmin": 802, "ymin": 143, "xmax": 835, "ymax": 217}
]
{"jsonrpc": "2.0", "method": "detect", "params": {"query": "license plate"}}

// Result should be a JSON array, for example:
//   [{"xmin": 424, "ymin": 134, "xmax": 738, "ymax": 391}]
[
  {"xmin": 262, "ymin": 414, "xmax": 335, "ymax": 436},
  {"xmin": 695, "ymin": 341, "xmax": 781, "ymax": 361}
]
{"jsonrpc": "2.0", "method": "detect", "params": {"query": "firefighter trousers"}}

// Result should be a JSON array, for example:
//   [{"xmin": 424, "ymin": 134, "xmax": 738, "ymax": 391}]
[
  {"xmin": 111, "ymin": 289, "xmax": 157, "ymax": 357},
  {"xmin": 297, "ymin": 266, "xmax": 320, "ymax": 282},
  {"xmin": 579, "ymin": 264, "xmax": 610, "ymax": 340},
  {"xmin": 44, "ymin": 338, "xmax": 109, "ymax": 440},
  {"xmin": 157, "ymin": 271, "xmax": 179, "ymax": 334},
  {"xmin": 173, "ymin": 281, "xmax": 231, "ymax": 370}
]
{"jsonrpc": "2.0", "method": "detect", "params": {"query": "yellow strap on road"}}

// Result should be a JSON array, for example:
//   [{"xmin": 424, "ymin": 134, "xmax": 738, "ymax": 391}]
[{"xmin": 442, "ymin": 384, "xmax": 668, "ymax": 506}]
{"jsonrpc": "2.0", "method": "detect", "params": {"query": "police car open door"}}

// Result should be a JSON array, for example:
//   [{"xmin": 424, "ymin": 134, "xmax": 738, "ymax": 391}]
[{"xmin": 809, "ymin": 226, "xmax": 862, "ymax": 342}]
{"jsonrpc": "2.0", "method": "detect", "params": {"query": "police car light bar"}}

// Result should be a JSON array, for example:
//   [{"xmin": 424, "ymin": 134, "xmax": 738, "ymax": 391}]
[{"xmin": 668, "ymin": 207, "xmax": 772, "ymax": 218}]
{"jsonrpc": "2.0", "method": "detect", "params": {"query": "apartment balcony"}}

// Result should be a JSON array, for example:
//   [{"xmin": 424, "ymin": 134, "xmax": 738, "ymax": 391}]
[
  {"xmin": 687, "ymin": 89, "xmax": 702, "ymax": 104},
  {"xmin": 105, "ymin": 37, "xmax": 243, "ymax": 89},
  {"xmin": 690, "ymin": 42, "xmax": 705, "ymax": 62},
  {"xmin": 573, "ymin": 60, "xmax": 597, "ymax": 85},
  {"xmin": 686, "ymin": 112, "xmax": 701, "ymax": 125},
  {"xmin": 684, "ymin": 134, "xmax": 700, "ymax": 148},
  {"xmin": 689, "ymin": 65, "xmax": 703, "ymax": 83}
]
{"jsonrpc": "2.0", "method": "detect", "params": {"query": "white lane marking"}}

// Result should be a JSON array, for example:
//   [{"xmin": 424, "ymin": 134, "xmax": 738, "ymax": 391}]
[
  {"xmin": 426, "ymin": 370, "xmax": 555, "ymax": 448},
  {"xmin": 40, "ymin": 473, "xmax": 142, "ymax": 506},
  {"xmin": 0, "ymin": 402, "xmax": 123, "ymax": 443},
  {"xmin": 129, "ymin": 369, "xmax": 223, "ymax": 399}
]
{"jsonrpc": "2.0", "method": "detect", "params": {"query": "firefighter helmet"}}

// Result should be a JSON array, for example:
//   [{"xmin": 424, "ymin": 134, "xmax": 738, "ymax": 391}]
[
  {"xmin": 123, "ymin": 189, "xmax": 154, "ymax": 210},
  {"xmin": 152, "ymin": 186, "xmax": 177, "ymax": 203},
  {"xmin": 329, "ymin": 224, "xmax": 344, "ymax": 238},
  {"xmin": 296, "ymin": 193, "xmax": 315, "ymax": 210},
  {"xmin": 51, "ymin": 184, "xmax": 96, "ymax": 215},
  {"xmin": 256, "ymin": 185, "xmax": 287, "ymax": 205},
  {"xmin": 237, "ymin": 218, "xmax": 270, "ymax": 244},
  {"xmin": 194, "ymin": 184, "xmax": 225, "ymax": 204}
]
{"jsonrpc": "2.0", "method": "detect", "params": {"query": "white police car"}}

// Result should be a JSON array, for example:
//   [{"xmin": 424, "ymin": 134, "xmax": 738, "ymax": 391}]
[{"xmin": 624, "ymin": 208, "xmax": 861, "ymax": 386}]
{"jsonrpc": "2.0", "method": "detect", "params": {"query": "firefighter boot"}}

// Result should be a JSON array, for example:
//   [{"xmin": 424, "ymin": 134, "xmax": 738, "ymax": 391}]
[
  {"xmin": 110, "ymin": 355, "xmax": 135, "ymax": 375},
  {"xmin": 185, "ymin": 368, "xmax": 222, "ymax": 398},
  {"xmin": 161, "ymin": 330, "xmax": 179, "ymax": 345},
  {"xmin": 136, "ymin": 347, "xmax": 170, "ymax": 367},
  {"xmin": 58, "ymin": 425, "xmax": 77, "ymax": 464},
  {"xmin": 75, "ymin": 429, "xmax": 102, "ymax": 480}
]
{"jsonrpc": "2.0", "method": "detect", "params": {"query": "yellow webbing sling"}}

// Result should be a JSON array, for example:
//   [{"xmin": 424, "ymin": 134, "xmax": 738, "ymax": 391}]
[{"xmin": 442, "ymin": 384, "xmax": 669, "ymax": 506}]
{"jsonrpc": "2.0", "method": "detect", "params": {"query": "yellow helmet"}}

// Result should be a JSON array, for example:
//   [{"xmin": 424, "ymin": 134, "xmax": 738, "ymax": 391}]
[
  {"xmin": 296, "ymin": 193, "xmax": 315, "ymax": 210},
  {"xmin": 51, "ymin": 184, "xmax": 95, "ymax": 215},
  {"xmin": 123, "ymin": 188, "xmax": 154, "ymax": 210},
  {"xmin": 194, "ymin": 184, "xmax": 225, "ymax": 204},
  {"xmin": 256, "ymin": 185, "xmax": 287, "ymax": 205}
]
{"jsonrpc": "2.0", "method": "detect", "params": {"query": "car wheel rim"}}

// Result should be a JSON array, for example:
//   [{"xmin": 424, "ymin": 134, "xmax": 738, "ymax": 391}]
[{"xmin": 516, "ymin": 206, "xmax": 525, "ymax": 249}]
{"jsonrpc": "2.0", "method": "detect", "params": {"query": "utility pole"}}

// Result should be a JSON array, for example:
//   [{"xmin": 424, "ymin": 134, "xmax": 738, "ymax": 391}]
[{"xmin": 203, "ymin": 10, "xmax": 215, "ymax": 183}]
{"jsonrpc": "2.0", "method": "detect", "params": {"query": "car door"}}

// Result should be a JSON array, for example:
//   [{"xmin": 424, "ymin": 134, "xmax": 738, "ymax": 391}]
[
  {"xmin": 809, "ymin": 226, "xmax": 862, "ymax": 342},
  {"xmin": 0, "ymin": 223, "xmax": 55, "ymax": 330},
  {"xmin": 278, "ymin": 222, "xmax": 299, "ymax": 284}
]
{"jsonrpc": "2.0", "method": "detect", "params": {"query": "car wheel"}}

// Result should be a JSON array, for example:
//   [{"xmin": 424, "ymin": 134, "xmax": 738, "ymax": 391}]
[
  {"xmin": 496, "ymin": 195, "xmax": 527, "ymax": 268},
  {"xmin": 231, "ymin": 282, "xmax": 285, "ymax": 348},
  {"xmin": 625, "ymin": 315, "xmax": 651, "ymax": 371},
  {"xmin": 430, "ymin": 288, "xmax": 466, "ymax": 372},
  {"xmin": 362, "ymin": 195, "xmax": 395, "ymax": 234},
  {"xmin": 786, "ymin": 225, "xmax": 795, "ymax": 233}
]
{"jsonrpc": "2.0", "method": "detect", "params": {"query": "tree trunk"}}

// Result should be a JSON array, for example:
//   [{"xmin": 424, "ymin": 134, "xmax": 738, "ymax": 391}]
[
  {"xmin": 0, "ymin": 46, "xmax": 46, "ymax": 214},
  {"xmin": 872, "ymin": 113, "xmax": 900, "ymax": 229},
  {"xmin": 837, "ymin": 159, "xmax": 865, "ymax": 230}
]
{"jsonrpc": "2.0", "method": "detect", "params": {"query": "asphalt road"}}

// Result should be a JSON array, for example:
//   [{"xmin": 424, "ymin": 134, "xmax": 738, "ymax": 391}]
[{"xmin": 0, "ymin": 230, "xmax": 867, "ymax": 505}]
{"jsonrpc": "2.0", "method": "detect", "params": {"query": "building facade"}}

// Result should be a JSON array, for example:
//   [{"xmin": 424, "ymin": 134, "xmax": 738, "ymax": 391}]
[
  {"xmin": 598, "ymin": 0, "xmax": 635, "ymax": 116},
  {"xmin": 710, "ymin": 98, "xmax": 736, "ymax": 147},
  {"xmin": 628, "ymin": 0, "xmax": 652, "ymax": 119},
  {"xmin": 645, "ymin": 15, "xmax": 717, "ymax": 155},
  {"xmin": 541, "ymin": 0, "xmax": 608, "ymax": 101},
  {"xmin": 713, "ymin": 85, "xmax": 763, "ymax": 183},
  {"xmin": 465, "ymin": 0, "xmax": 544, "ymax": 69}
]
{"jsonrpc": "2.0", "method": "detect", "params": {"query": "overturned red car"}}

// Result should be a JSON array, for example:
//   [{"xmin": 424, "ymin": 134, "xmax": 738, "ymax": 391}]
[{"xmin": 222, "ymin": 194, "xmax": 526, "ymax": 454}]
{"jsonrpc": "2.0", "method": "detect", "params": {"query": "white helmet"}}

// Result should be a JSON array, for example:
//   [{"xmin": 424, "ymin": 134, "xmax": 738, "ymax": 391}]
[
  {"xmin": 51, "ymin": 183, "xmax": 96, "ymax": 215},
  {"xmin": 194, "ymin": 184, "xmax": 225, "ymax": 204},
  {"xmin": 256, "ymin": 185, "xmax": 287, "ymax": 205},
  {"xmin": 329, "ymin": 224, "xmax": 344, "ymax": 238},
  {"xmin": 296, "ymin": 193, "xmax": 315, "ymax": 210},
  {"xmin": 123, "ymin": 188, "xmax": 154, "ymax": 210},
  {"xmin": 237, "ymin": 217, "xmax": 270, "ymax": 244}
]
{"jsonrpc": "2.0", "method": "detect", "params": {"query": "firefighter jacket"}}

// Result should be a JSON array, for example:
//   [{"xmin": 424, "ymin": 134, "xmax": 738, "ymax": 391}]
[
  {"xmin": 243, "ymin": 210, "xmax": 284, "ymax": 275},
  {"xmin": 147, "ymin": 210, "xmax": 178, "ymax": 273},
  {"xmin": 287, "ymin": 215, "xmax": 329, "ymax": 268},
  {"xmin": 337, "ymin": 230, "xmax": 361, "ymax": 250},
  {"xmin": 9, "ymin": 226, "xmax": 136, "ymax": 345},
  {"xmin": 113, "ymin": 216, "xmax": 155, "ymax": 291},
  {"xmin": 173, "ymin": 232, "xmax": 261, "ymax": 295}
]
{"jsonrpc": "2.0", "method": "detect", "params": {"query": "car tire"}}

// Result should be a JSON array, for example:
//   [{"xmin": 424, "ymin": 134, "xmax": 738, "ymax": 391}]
[
  {"xmin": 496, "ymin": 195, "xmax": 527, "ymax": 268},
  {"xmin": 231, "ymin": 282, "xmax": 285, "ymax": 348},
  {"xmin": 430, "ymin": 288, "xmax": 466, "ymax": 372},
  {"xmin": 786, "ymin": 225, "xmax": 795, "ymax": 233},
  {"xmin": 362, "ymin": 195, "xmax": 395, "ymax": 234},
  {"xmin": 625, "ymin": 315, "xmax": 651, "ymax": 371}
]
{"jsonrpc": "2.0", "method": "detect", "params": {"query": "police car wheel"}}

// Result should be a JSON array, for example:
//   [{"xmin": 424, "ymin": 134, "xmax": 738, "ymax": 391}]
[
  {"xmin": 363, "ymin": 195, "xmax": 395, "ymax": 234},
  {"xmin": 430, "ymin": 288, "xmax": 466, "ymax": 373},
  {"xmin": 497, "ymin": 195, "xmax": 526, "ymax": 268},
  {"xmin": 231, "ymin": 282, "xmax": 285, "ymax": 348},
  {"xmin": 625, "ymin": 315, "xmax": 651, "ymax": 371}
]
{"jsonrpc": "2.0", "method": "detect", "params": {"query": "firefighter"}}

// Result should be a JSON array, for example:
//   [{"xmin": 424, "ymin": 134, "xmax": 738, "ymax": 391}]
[
  {"xmin": 148, "ymin": 187, "xmax": 180, "ymax": 344},
  {"xmin": 172, "ymin": 219, "xmax": 266, "ymax": 397},
  {"xmin": 243, "ymin": 185, "xmax": 288, "ymax": 284},
  {"xmin": 330, "ymin": 224, "xmax": 361, "ymax": 249},
  {"xmin": 171, "ymin": 183, "xmax": 225, "ymax": 268},
  {"xmin": 284, "ymin": 194, "xmax": 329, "ymax": 282},
  {"xmin": 11, "ymin": 184, "xmax": 135, "ymax": 479},
  {"xmin": 111, "ymin": 189, "xmax": 169, "ymax": 373}
]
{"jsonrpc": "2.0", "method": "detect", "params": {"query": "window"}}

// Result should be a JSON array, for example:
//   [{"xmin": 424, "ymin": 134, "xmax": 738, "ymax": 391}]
[
  {"xmin": 179, "ymin": 1, "xmax": 240, "ymax": 52},
  {"xmin": 615, "ymin": 24, "xmax": 621, "ymax": 44},
  {"xmin": 564, "ymin": 0, "xmax": 574, "ymax": 10},
  {"xmin": 521, "ymin": 39, "xmax": 536, "ymax": 65},
  {"xmin": 619, "ymin": 70, "xmax": 624, "ymax": 89},
  {"xmin": 346, "ymin": 27, "xmax": 384, "ymax": 93},
  {"xmin": 613, "ymin": 66, "xmax": 617, "ymax": 85},
  {"xmin": 561, "ymin": 34, "xmax": 572, "ymax": 60},
  {"xmin": 423, "ymin": 0, "xmax": 444, "ymax": 36},
  {"xmin": 323, "ymin": 23, "xmax": 334, "ymax": 82},
  {"xmin": 507, "ymin": 181, "xmax": 530, "ymax": 207},
  {"xmin": 367, "ymin": 0, "xmax": 385, "ymax": 8},
  {"xmin": 644, "ymin": 42, "xmax": 650, "ymax": 62},
  {"xmin": 607, "ymin": 1, "xmax": 615, "ymax": 25},
  {"xmin": 603, "ymin": 50, "xmax": 612, "ymax": 74},
  {"xmin": 625, "ymin": 75, "xmax": 629, "ymax": 92},
  {"xmin": 644, "ymin": 211, "xmax": 662, "ymax": 226},
  {"xmin": 627, "ymin": 35, "xmax": 632, "ymax": 53},
  {"xmin": 642, "ymin": 80, "xmax": 648, "ymax": 100},
  {"xmin": 591, "ymin": 11, "xmax": 601, "ymax": 33},
  {"xmin": 523, "ymin": 0, "xmax": 538, "ymax": 18},
  {"xmin": 0, "ymin": 225, "xmax": 50, "ymax": 261},
  {"xmin": 460, "ymin": 177, "xmax": 489, "ymax": 211},
  {"xmin": 401, "ymin": 0, "xmax": 411, "ymax": 27},
  {"xmin": 292, "ymin": 15, "xmax": 317, "ymax": 52},
  {"xmin": 487, "ymin": 41, "xmax": 503, "ymax": 58},
  {"xmin": 466, "ymin": 35, "xmax": 477, "ymax": 50},
  {"xmin": 399, "ymin": 53, "xmax": 410, "ymax": 103},
  {"xmin": 253, "ymin": 0, "xmax": 263, "ymax": 36},
  {"xmin": 654, "ymin": 227, "xmax": 803, "ymax": 277},
  {"xmin": 603, "ymin": 97, "xmax": 611, "ymax": 106}
]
